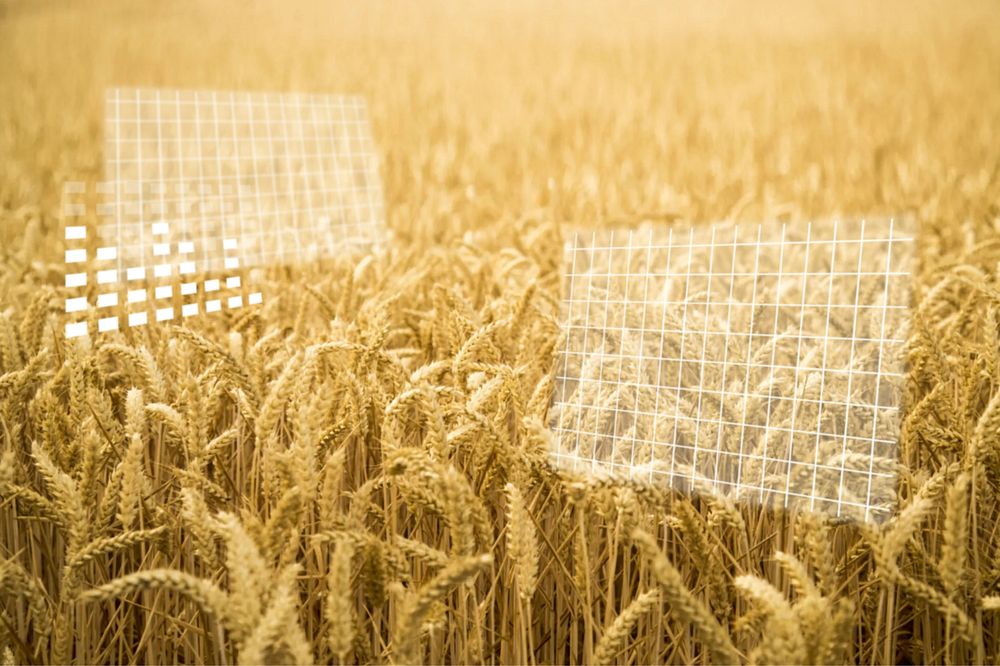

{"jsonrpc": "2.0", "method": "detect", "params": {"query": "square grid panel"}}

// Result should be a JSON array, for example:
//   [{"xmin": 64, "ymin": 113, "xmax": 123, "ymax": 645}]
[
  {"xmin": 104, "ymin": 87, "xmax": 386, "ymax": 275},
  {"xmin": 550, "ymin": 220, "xmax": 912, "ymax": 522}
]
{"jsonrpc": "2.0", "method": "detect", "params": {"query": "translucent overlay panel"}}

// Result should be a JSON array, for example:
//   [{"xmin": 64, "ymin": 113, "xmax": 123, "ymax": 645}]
[{"xmin": 550, "ymin": 220, "xmax": 912, "ymax": 523}]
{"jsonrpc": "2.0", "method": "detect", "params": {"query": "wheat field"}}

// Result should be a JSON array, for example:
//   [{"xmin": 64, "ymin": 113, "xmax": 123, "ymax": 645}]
[{"xmin": 2, "ymin": 1, "xmax": 1000, "ymax": 664}]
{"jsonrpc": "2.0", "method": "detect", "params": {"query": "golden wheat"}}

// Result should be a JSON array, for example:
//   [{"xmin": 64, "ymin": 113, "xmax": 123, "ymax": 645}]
[{"xmin": 1, "ymin": 0, "xmax": 999, "ymax": 663}]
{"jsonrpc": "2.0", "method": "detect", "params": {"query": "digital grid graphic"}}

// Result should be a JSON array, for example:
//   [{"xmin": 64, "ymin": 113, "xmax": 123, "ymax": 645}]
[
  {"xmin": 104, "ymin": 88, "xmax": 386, "ymax": 273},
  {"xmin": 550, "ymin": 220, "xmax": 912, "ymax": 522},
  {"xmin": 60, "ymin": 88, "xmax": 386, "ymax": 339}
]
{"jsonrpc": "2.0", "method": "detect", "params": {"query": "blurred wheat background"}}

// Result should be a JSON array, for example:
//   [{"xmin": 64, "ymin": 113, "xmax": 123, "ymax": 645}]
[{"xmin": 1, "ymin": 0, "xmax": 999, "ymax": 663}]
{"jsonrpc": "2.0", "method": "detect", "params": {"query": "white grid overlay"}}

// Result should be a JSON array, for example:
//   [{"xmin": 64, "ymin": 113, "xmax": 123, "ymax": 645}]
[
  {"xmin": 59, "ymin": 88, "xmax": 385, "ymax": 339},
  {"xmin": 104, "ymin": 88, "xmax": 386, "ymax": 274},
  {"xmin": 550, "ymin": 220, "xmax": 912, "ymax": 522}
]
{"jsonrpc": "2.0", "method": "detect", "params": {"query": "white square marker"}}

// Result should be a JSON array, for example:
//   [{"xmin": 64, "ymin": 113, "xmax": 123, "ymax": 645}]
[
  {"xmin": 97, "ymin": 270, "xmax": 117, "ymax": 285},
  {"xmin": 181, "ymin": 282, "xmax": 197, "ymax": 295},
  {"xmin": 182, "ymin": 303, "xmax": 198, "ymax": 317},
  {"xmin": 154, "ymin": 264, "xmax": 171, "ymax": 278},
  {"xmin": 206, "ymin": 299, "xmax": 221, "ymax": 313},
  {"xmin": 65, "ymin": 321, "xmax": 88, "ymax": 338},
  {"xmin": 98, "ymin": 317, "xmax": 119, "ymax": 333},
  {"xmin": 66, "ymin": 273, "xmax": 87, "ymax": 288},
  {"xmin": 179, "ymin": 241, "xmax": 194, "ymax": 254},
  {"xmin": 228, "ymin": 296, "xmax": 243, "ymax": 309},
  {"xmin": 65, "ymin": 226, "xmax": 86, "ymax": 240},
  {"xmin": 65, "ymin": 249, "xmax": 87, "ymax": 263},
  {"xmin": 155, "ymin": 286, "xmax": 172, "ymax": 299},
  {"xmin": 97, "ymin": 246, "xmax": 117, "ymax": 261},
  {"xmin": 156, "ymin": 307, "xmax": 174, "ymax": 322},
  {"xmin": 248, "ymin": 292, "xmax": 263, "ymax": 305},
  {"xmin": 153, "ymin": 243, "xmax": 170, "ymax": 256},
  {"xmin": 205, "ymin": 279, "xmax": 220, "ymax": 292},
  {"xmin": 226, "ymin": 276, "xmax": 241, "ymax": 289},
  {"xmin": 225, "ymin": 257, "xmax": 239, "ymax": 270},
  {"xmin": 152, "ymin": 222, "xmax": 170, "ymax": 235},
  {"xmin": 223, "ymin": 238, "xmax": 238, "ymax": 250},
  {"xmin": 97, "ymin": 293, "xmax": 118, "ymax": 308},
  {"xmin": 128, "ymin": 289, "xmax": 147, "ymax": 303},
  {"xmin": 127, "ymin": 266, "xmax": 146, "ymax": 281},
  {"xmin": 128, "ymin": 311, "xmax": 148, "ymax": 327},
  {"xmin": 65, "ymin": 297, "xmax": 88, "ymax": 313},
  {"xmin": 179, "ymin": 261, "xmax": 196, "ymax": 275}
]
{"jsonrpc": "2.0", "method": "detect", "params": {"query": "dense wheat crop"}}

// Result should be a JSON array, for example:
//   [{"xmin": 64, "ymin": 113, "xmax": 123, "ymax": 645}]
[{"xmin": 2, "ymin": 1, "xmax": 1000, "ymax": 663}]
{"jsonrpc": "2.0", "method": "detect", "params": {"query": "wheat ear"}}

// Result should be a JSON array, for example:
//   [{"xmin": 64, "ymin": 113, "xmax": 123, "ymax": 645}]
[
  {"xmin": 631, "ymin": 528, "xmax": 739, "ymax": 664},
  {"xmin": 594, "ymin": 589, "xmax": 660, "ymax": 665}
]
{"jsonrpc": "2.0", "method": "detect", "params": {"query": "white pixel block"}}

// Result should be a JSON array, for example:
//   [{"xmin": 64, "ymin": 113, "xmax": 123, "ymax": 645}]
[
  {"xmin": 65, "ymin": 273, "xmax": 87, "ymax": 288},
  {"xmin": 96, "ymin": 293, "xmax": 118, "ymax": 308},
  {"xmin": 65, "ymin": 249, "xmax": 87, "ymax": 264},
  {"xmin": 65, "ymin": 322, "xmax": 88, "ymax": 338},
  {"xmin": 65, "ymin": 297, "xmax": 88, "ymax": 313}
]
